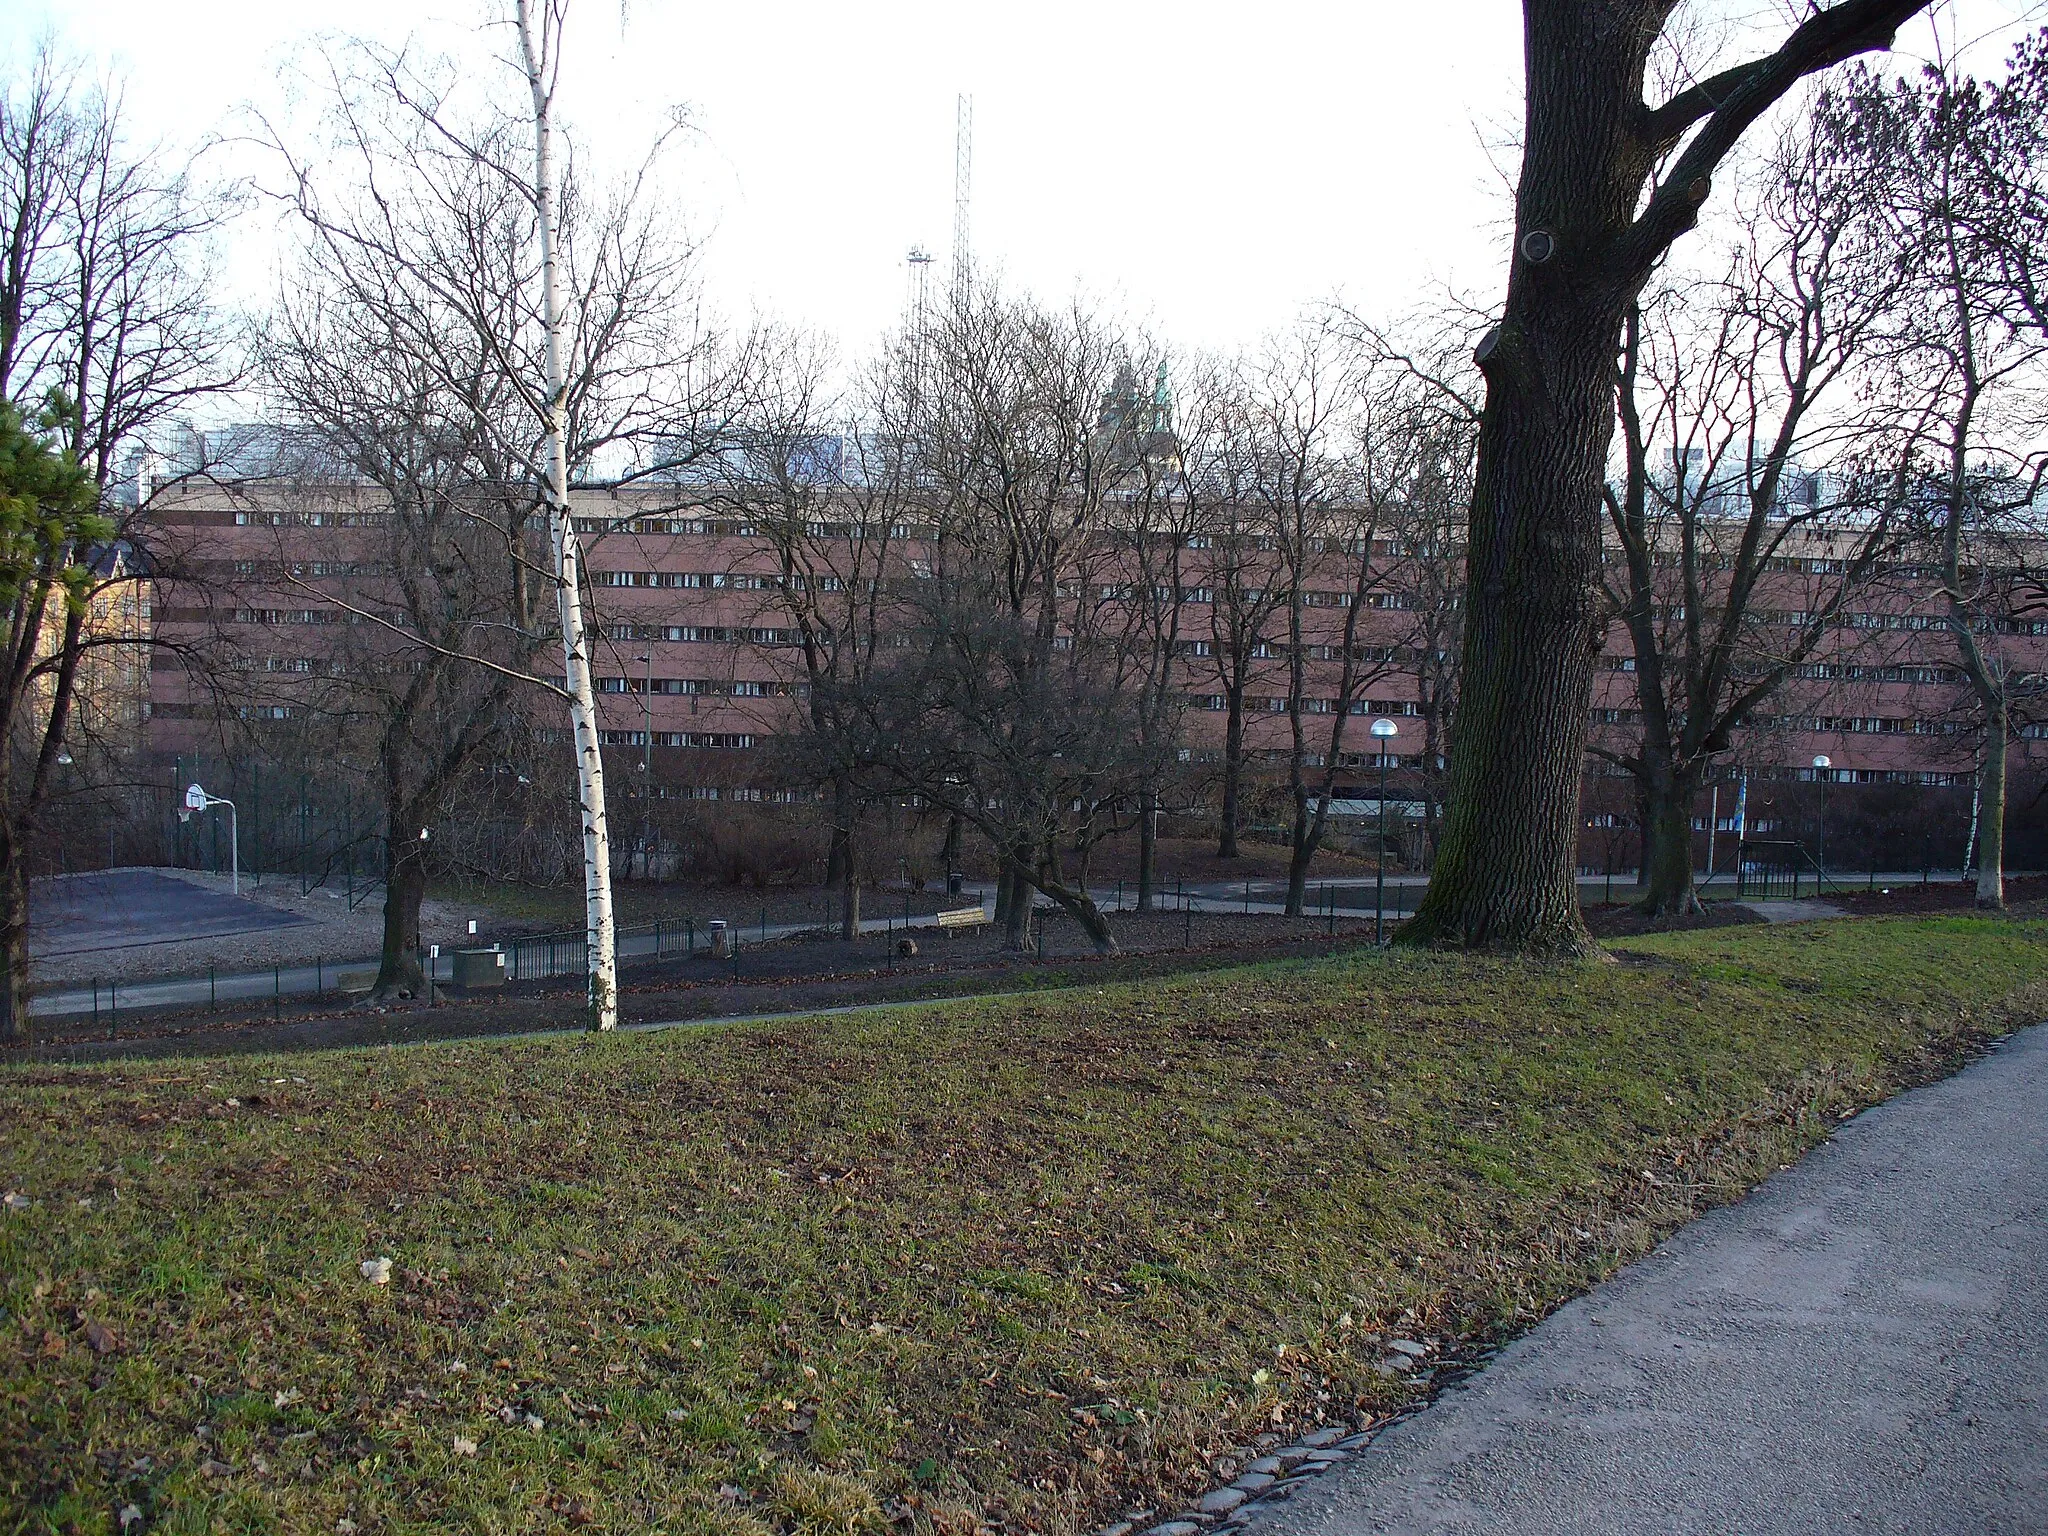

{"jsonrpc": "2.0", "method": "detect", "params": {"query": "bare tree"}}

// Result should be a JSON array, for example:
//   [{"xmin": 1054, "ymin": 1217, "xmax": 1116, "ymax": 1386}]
[
  {"xmin": 262, "ymin": 9, "xmax": 731, "ymax": 1026},
  {"xmin": 1092, "ymin": 357, "xmax": 1195, "ymax": 911},
  {"xmin": 716, "ymin": 330, "xmax": 914, "ymax": 940},
  {"xmin": 1334, "ymin": 314, "xmax": 1484, "ymax": 865},
  {"xmin": 1225, "ymin": 324, "xmax": 1386, "ymax": 916},
  {"xmin": 0, "ymin": 49, "xmax": 229, "ymax": 1041},
  {"xmin": 1178, "ymin": 358, "xmax": 1290, "ymax": 859},
  {"xmin": 1858, "ymin": 42, "xmax": 2048, "ymax": 908},
  {"xmin": 1600, "ymin": 101, "xmax": 1912, "ymax": 918},
  {"xmin": 855, "ymin": 290, "xmax": 1151, "ymax": 953},
  {"xmin": 257, "ymin": 264, "xmax": 547, "ymax": 999}
]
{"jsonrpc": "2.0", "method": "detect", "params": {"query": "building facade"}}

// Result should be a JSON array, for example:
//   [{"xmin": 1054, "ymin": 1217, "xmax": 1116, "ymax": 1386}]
[{"xmin": 140, "ymin": 476, "xmax": 2047, "ymax": 877}]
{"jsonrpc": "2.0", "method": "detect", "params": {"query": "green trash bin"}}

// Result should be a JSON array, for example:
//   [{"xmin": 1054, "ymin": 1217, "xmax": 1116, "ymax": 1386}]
[{"xmin": 452, "ymin": 948, "xmax": 506, "ymax": 989}]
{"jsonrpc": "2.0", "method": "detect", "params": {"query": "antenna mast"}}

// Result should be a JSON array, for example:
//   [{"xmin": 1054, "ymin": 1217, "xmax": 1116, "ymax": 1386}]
[
  {"xmin": 952, "ymin": 93, "xmax": 973, "ymax": 300},
  {"xmin": 906, "ymin": 246, "xmax": 933, "ymax": 330}
]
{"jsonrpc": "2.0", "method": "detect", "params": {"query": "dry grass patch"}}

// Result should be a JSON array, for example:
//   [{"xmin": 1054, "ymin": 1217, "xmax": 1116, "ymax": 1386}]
[{"xmin": 2, "ymin": 913, "xmax": 2044, "ymax": 1535}]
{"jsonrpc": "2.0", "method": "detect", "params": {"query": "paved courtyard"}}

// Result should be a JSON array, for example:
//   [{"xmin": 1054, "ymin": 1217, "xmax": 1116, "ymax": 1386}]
[{"xmin": 29, "ymin": 869, "xmax": 308, "ymax": 958}]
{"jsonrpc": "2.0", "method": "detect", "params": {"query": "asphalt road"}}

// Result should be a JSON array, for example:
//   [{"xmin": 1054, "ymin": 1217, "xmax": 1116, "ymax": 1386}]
[{"xmin": 1247, "ymin": 1025, "xmax": 2048, "ymax": 1536}]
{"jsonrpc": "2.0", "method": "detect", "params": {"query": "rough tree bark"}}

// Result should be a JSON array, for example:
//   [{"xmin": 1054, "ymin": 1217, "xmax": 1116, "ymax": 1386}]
[
  {"xmin": 0, "ymin": 845, "xmax": 27, "ymax": 1046},
  {"xmin": 1136, "ymin": 789, "xmax": 1158, "ymax": 912},
  {"xmin": 1403, "ymin": 0, "xmax": 1933, "ymax": 954},
  {"xmin": 1218, "ymin": 684, "xmax": 1246, "ymax": 858},
  {"xmin": 372, "ymin": 826, "xmax": 430, "ymax": 1000}
]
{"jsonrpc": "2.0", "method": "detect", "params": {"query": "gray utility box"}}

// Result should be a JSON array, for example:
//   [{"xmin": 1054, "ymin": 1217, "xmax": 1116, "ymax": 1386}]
[{"xmin": 452, "ymin": 948, "xmax": 506, "ymax": 989}]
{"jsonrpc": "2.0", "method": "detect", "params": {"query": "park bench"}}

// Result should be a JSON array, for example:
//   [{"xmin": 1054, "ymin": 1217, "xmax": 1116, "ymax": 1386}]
[{"xmin": 934, "ymin": 905, "xmax": 989, "ymax": 932}]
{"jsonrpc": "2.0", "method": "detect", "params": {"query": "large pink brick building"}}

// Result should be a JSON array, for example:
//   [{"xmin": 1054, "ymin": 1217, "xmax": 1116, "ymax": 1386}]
[{"xmin": 139, "ymin": 473, "xmax": 2046, "ymax": 878}]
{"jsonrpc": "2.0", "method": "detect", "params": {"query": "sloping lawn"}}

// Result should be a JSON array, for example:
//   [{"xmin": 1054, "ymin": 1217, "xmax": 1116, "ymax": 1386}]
[{"xmin": 4, "ymin": 914, "xmax": 2043, "ymax": 1535}]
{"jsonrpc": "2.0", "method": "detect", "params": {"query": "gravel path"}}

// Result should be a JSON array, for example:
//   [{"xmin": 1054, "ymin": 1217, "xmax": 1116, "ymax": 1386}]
[{"xmin": 1241, "ymin": 1024, "xmax": 2048, "ymax": 1535}]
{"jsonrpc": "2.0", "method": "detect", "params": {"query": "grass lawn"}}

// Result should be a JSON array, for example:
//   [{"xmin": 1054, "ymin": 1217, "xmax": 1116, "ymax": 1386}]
[{"xmin": 4, "ymin": 914, "xmax": 2044, "ymax": 1535}]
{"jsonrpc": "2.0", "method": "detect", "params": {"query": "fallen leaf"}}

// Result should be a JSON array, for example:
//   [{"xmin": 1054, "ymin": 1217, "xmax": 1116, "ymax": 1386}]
[
  {"xmin": 2, "ymin": 1192, "xmax": 28, "ymax": 1211},
  {"xmin": 81, "ymin": 1317, "xmax": 120, "ymax": 1355},
  {"xmin": 453, "ymin": 1435, "xmax": 478, "ymax": 1456},
  {"xmin": 118, "ymin": 1506, "xmax": 142, "ymax": 1531},
  {"xmin": 359, "ymin": 1258, "xmax": 392, "ymax": 1285}
]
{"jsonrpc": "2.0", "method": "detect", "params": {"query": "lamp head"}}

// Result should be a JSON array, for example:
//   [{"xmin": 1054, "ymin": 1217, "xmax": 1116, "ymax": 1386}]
[
  {"xmin": 1812, "ymin": 754, "xmax": 1831, "ymax": 771},
  {"xmin": 1370, "ymin": 718, "xmax": 1399, "ymax": 740}
]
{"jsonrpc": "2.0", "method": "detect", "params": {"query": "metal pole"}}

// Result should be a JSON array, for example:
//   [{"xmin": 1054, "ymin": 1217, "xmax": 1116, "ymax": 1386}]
[
  {"xmin": 223, "ymin": 800, "xmax": 239, "ymax": 897},
  {"xmin": 1705, "ymin": 783, "xmax": 1718, "ymax": 885},
  {"xmin": 1376, "ymin": 753, "xmax": 1388, "ymax": 945},
  {"xmin": 1817, "ymin": 776, "xmax": 1828, "ymax": 896}
]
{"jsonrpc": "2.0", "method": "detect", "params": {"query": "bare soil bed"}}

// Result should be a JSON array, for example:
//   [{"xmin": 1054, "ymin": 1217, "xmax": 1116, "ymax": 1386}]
[
  {"xmin": 22, "ymin": 910, "xmax": 1379, "ymax": 1062},
  {"xmin": 1837, "ymin": 873, "xmax": 2048, "ymax": 916},
  {"xmin": 1584, "ymin": 900, "xmax": 1769, "ymax": 939}
]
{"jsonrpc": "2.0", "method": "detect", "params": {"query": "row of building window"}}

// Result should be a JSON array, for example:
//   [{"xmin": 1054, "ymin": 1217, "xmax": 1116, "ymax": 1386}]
[
  {"xmin": 596, "ymin": 730, "xmax": 757, "ymax": 749},
  {"xmin": 1593, "ymin": 708, "xmax": 1974, "ymax": 736},
  {"xmin": 594, "ymin": 677, "xmax": 798, "ymax": 698},
  {"xmin": 1186, "ymin": 695, "xmax": 1424, "ymax": 716}
]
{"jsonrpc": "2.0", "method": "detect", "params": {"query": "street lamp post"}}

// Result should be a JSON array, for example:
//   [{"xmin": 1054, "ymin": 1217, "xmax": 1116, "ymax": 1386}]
[
  {"xmin": 1812, "ymin": 754, "xmax": 1832, "ymax": 896},
  {"xmin": 1371, "ymin": 718, "xmax": 1399, "ymax": 944},
  {"xmin": 182, "ymin": 783, "xmax": 239, "ymax": 895}
]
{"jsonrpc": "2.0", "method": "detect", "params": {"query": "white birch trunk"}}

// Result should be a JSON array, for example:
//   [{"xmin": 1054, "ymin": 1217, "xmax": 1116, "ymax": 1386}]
[{"xmin": 518, "ymin": 0, "xmax": 617, "ymax": 1030}]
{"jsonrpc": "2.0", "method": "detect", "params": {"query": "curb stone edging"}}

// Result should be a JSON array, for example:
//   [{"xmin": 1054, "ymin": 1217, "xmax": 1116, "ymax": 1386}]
[{"xmin": 1100, "ymin": 1337, "xmax": 1504, "ymax": 1536}]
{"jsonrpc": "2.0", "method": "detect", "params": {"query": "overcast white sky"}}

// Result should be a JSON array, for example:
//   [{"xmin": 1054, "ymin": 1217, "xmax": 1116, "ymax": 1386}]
[{"xmin": 6, "ymin": 0, "xmax": 2043, "ymax": 356}]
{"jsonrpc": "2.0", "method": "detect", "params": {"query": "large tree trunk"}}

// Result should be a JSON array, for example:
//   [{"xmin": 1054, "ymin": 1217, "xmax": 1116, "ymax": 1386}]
[
  {"xmin": 371, "ymin": 831, "xmax": 429, "ymax": 1001},
  {"xmin": 1639, "ymin": 769, "xmax": 1705, "ymax": 920},
  {"xmin": 1284, "ymin": 790, "xmax": 1319, "ymax": 918},
  {"xmin": 1400, "ymin": 10, "xmax": 1648, "ymax": 955},
  {"xmin": 824, "ymin": 824, "xmax": 847, "ymax": 891},
  {"xmin": 1033, "ymin": 860, "xmax": 1120, "ymax": 956},
  {"xmin": 1002, "ymin": 847, "xmax": 1033, "ymax": 951},
  {"xmin": 1976, "ymin": 703, "xmax": 2006, "ymax": 911},
  {"xmin": 1218, "ymin": 686, "xmax": 1246, "ymax": 858},
  {"xmin": 1401, "ymin": 297, "xmax": 1615, "ymax": 953},
  {"xmin": 0, "ymin": 835, "xmax": 29, "ymax": 1046},
  {"xmin": 839, "ymin": 867, "xmax": 861, "ymax": 940}
]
